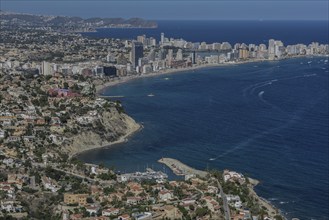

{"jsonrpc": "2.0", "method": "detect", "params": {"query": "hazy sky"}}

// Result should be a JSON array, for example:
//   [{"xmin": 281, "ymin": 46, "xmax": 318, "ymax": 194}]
[{"xmin": 1, "ymin": 0, "xmax": 328, "ymax": 20}]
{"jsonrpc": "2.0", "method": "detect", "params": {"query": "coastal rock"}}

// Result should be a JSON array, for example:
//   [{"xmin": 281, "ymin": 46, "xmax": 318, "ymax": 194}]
[{"xmin": 63, "ymin": 107, "xmax": 141, "ymax": 157}]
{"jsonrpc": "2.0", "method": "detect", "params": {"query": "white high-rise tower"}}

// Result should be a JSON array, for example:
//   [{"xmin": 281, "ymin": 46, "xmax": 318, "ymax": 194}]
[{"xmin": 161, "ymin": 33, "xmax": 165, "ymax": 45}]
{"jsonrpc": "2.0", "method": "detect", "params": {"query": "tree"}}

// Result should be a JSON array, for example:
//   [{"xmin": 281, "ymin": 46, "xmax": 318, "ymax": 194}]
[
  {"xmin": 195, "ymin": 207, "xmax": 209, "ymax": 217},
  {"xmin": 63, "ymin": 82, "xmax": 69, "ymax": 89},
  {"xmin": 103, "ymin": 187, "xmax": 115, "ymax": 195},
  {"xmin": 125, "ymin": 191, "xmax": 134, "ymax": 197},
  {"xmin": 19, "ymin": 95, "xmax": 28, "ymax": 101},
  {"xmin": 274, "ymin": 215, "xmax": 284, "ymax": 220},
  {"xmin": 86, "ymin": 197, "xmax": 94, "ymax": 204},
  {"xmin": 97, "ymin": 171, "xmax": 116, "ymax": 180},
  {"xmin": 38, "ymin": 95, "xmax": 48, "ymax": 107},
  {"xmin": 25, "ymin": 123, "xmax": 34, "ymax": 136}
]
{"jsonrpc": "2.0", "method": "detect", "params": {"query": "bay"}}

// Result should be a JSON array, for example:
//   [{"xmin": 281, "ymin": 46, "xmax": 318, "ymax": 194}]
[{"xmin": 79, "ymin": 57, "xmax": 329, "ymax": 219}]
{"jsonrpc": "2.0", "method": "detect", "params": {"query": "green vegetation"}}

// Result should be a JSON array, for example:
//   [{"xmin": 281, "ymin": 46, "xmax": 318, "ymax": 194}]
[{"xmin": 96, "ymin": 171, "xmax": 116, "ymax": 180}]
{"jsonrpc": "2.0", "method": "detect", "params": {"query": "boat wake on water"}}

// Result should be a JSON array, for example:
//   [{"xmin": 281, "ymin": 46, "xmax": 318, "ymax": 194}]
[
  {"xmin": 258, "ymin": 90, "xmax": 265, "ymax": 97},
  {"xmin": 250, "ymin": 81, "xmax": 275, "ymax": 94},
  {"xmin": 244, "ymin": 74, "xmax": 317, "ymax": 97},
  {"xmin": 243, "ymin": 79, "xmax": 278, "ymax": 97},
  {"xmin": 257, "ymin": 90, "xmax": 289, "ymax": 115},
  {"xmin": 208, "ymin": 106, "xmax": 313, "ymax": 161},
  {"xmin": 209, "ymin": 90, "xmax": 325, "ymax": 162}
]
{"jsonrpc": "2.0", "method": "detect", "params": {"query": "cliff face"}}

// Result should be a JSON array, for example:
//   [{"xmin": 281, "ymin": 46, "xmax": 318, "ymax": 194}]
[{"xmin": 64, "ymin": 107, "xmax": 141, "ymax": 157}]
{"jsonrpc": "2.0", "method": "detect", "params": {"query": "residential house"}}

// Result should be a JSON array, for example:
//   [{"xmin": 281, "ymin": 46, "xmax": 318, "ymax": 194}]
[
  {"xmin": 134, "ymin": 212, "xmax": 152, "ymax": 220},
  {"xmin": 70, "ymin": 214, "xmax": 83, "ymax": 220},
  {"xmin": 227, "ymin": 194, "xmax": 242, "ymax": 209},
  {"xmin": 223, "ymin": 170, "xmax": 246, "ymax": 184},
  {"xmin": 207, "ymin": 186, "xmax": 218, "ymax": 194},
  {"xmin": 127, "ymin": 182, "xmax": 143, "ymax": 195},
  {"xmin": 0, "ymin": 130, "xmax": 5, "ymax": 139},
  {"xmin": 0, "ymin": 184, "xmax": 15, "ymax": 199},
  {"xmin": 41, "ymin": 176, "xmax": 60, "ymax": 192},
  {"xmin": 118, "ymin": 214, "xmax": 131, "ymax": 220},
  {"xmin": 7, "ymin": 174, "xmax": 25, "ymax": 189},
  {"xmin": 181, "ymin": 198, "xmax": 196, "ymax": 208},
  {"xmin": 126, "ymin": 197, "xmax": 142, "ymax": 206},
  {"xmin": 0, "ymin": 200, "xmax": 22, "ymax": 213},
  {"xmin": 86, "ymin": 205, "xmax": 99, "ymax": 216},
  {"xmin": 158, "ymin": 190, "xmax": 173, "ymax": 201},
  {"xmin": 64, "ymin": 193, "xmax": 88, "ymax": 206},
  {"xmin": 102, "ymin": 207, "xmax": 120, "ymax": 216}
]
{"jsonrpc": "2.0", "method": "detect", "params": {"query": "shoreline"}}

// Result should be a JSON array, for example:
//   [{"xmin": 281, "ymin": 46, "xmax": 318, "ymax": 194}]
[
  {"xmin": 80, "ymin": 55, "xmax": 324, "ymax": 219},
  {"xmin": 95, "ymin": 54, "xmax": 324, "ymax": 94},
  {"xmin": 70, "ymin": 117, "xmax": 142, "ymax": 159},
  {"xmin": 96, "ymin": 60, "xmax": 262, "ymax": 94},
  {"xmin": 158, "ymin": 157, "xmax": 284, "ymax": 219},
  {"xmin": 89, "ymin": 55, "xmax": 324, "ymax": 167},
  {"xmin": 79, "ymin": 26, "xmax": 157, "ymax": 34},
  {"xmin": 247, "ymin": 178, "xmax": 286, "ymax": 219},
  {"xmin": 158, "ymin": 157, "xmax": 208, "ymax": 178}
]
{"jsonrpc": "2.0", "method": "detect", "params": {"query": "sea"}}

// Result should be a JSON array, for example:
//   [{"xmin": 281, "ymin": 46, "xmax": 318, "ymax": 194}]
[
  {"xmin": 79, "ymin": 21, "xmax": 329, "ymax": 219},
  {"xmin": 82, "ymin": 20, "xmax": 329, "ymax": 45}
]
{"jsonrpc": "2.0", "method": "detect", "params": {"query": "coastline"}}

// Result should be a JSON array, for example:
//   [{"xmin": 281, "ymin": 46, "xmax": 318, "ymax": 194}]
[
  {"xmin": 96, "ymin": 59, "xmax": 264, "ymax": 94},
  {"xmin": 95, "ymin": 54, "xmax": 322, "ymax": 94},
  {"xmin": 77, "ymin": 60, "xmax": 268, "ymax": 161},
  {"xmin": 89, "ymin": 55, "xmax": 316, "ymax": 162},
  {"xmin": 247, "ymin": 178, "xmax": 286, "ymax": 219},
  {"xmin": 158, "ymin": 157, "xmax": 208, "ymax": 178},
  {"xmin": 159, "ymin": 157, "xmax": 284, "ymax": 219},
  {"xmin": 83, "ymin": 55, "xmax": 324, "ymax": 219},
  {"xmin": 70, "ymin": 122, "xmax": 142, "ymax": 159},
  {"xmin": 79, "ymin": 26, "xmax": 157, "ymax": 34}
]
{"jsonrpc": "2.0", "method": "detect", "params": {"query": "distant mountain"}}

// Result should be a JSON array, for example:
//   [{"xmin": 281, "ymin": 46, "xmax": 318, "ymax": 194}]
[{"xmin": 0, "ymin": 11, "xmax": 158, "ymax": 31}]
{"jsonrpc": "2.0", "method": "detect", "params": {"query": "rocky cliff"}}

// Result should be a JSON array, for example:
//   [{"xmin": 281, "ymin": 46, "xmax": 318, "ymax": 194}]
[{"xmin": 63, "ymin": 107, "xmax": 141, "ymax": 157}]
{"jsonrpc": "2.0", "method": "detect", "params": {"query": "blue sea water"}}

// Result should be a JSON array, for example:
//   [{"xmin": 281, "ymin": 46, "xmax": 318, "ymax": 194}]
[
  {"xmin": 82, "ymin": 20, "xmax": 329, "ymax": 45},
  {"xmin": 78, "ymin": 57, "xmax": 329, "ymax": 219}
]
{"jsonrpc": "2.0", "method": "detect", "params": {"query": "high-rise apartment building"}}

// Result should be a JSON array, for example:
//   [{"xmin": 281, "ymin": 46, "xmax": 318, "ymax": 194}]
[
  {"xmin": 41, "ymin": 61, "xmax": 52, "ymax": 75},
  {"xmin": 176, "ymin": 49, "xmax": 183, "ymax": 61},
  {"xmin": 131, "ymin": 41, "xmax": 144, "ymax": 68},
  {"xmin": 268, "ymin": 39, "xmax": 276, "ymax": 59}
]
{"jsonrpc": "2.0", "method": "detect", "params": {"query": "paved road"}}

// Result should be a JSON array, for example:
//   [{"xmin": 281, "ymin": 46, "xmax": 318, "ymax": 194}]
[
  {"xmin": 32, "ymin": 162, "xmax": 114, "ymax": 185},
  {"xmin": 212, "ymin": 177, "xmax": 231, "ymax": 220}
]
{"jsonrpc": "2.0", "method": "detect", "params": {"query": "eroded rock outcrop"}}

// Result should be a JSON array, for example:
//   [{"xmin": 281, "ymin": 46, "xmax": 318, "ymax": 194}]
[{"xmin": 64, "ymin": 107, "xmax": 141, "ymax": 157}]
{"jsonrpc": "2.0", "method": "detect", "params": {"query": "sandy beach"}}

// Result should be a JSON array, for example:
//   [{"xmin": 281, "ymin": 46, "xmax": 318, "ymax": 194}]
[
  {"xmin": 95, "ymin": 60, "xmax": 266, "ymax": 94},
  {"xmin": 95, "ymin": 54, "xmax": 318, "ymax": 94}
]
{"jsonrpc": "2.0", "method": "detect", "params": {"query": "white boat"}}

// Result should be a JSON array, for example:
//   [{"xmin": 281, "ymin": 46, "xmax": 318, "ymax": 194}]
[{"xmin": 147, "ymin": 93, "xmax": 155, "ymax": 97}]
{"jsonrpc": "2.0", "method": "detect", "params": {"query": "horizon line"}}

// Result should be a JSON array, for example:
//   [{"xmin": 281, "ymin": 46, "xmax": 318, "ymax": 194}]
[{"xmin": 1, "ymin": 10, "xmax": 328, "ymax": 21}]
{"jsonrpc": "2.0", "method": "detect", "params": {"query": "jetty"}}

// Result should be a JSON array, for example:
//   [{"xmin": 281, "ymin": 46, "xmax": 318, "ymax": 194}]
[
  {"xmin": 98, "ymin": 95, "xmax": 124, "ymax": 98},
  {"xmin": 158, "ymin": 158, "xmax": 208, "ymax": 178}
]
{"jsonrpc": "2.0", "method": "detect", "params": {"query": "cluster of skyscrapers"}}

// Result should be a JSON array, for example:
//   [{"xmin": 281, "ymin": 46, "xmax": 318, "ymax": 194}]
[
  {"xmin": 127, "ymin": 33, "xmax": 328, "ymax": 74},
  {"xmin": 33, "ymin": 33, "xmax": 328, "ymax": 77}
]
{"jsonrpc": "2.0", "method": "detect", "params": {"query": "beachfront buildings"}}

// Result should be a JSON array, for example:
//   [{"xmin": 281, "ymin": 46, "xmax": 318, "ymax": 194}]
[{"xmin": 131, "ymin": 41, "xmax": 144, "ymax": 69}]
